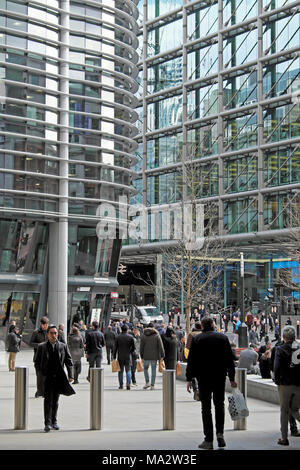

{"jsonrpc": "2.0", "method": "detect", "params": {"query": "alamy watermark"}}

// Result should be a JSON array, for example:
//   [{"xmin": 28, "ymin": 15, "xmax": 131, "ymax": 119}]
[{"xmin": 96, "ymin": 196, "xmax": 205, "ymax": 250}]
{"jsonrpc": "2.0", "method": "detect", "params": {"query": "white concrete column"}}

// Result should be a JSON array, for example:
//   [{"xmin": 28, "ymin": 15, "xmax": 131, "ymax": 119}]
[{"xmin": 48, "ymin": 0, "xmax": 69, "ymax": 327}]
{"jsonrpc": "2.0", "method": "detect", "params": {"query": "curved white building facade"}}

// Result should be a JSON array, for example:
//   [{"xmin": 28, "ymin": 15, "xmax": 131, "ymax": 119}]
[{"xmin": 0, "ymin": 0, "xmax": 139, "ymax": 343}]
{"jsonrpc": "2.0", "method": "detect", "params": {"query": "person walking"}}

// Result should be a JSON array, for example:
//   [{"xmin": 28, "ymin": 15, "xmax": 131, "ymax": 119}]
[
  {"xmin": 186, "ymin": 322, "xmax": 202, "ymax": 401},
  {"xmin": 30, "ymin": 316, "xmax": 49, "ymax": 398},
  {"xmin": 85, "ymin": 321, "xmax": 105, "ymax": 382},
  {"xmin": 274, "ymin": 325, "xmax": 300, "ymax": 446},
  {"xmin": 34, "ymin": 325, "xmax": 75, "ymax": 432},
  {"xmin": 113, "ymin": 324, "xmax": 135, "ymax": 390},
  {"xmin": 130, "ymin": 326, "xmax": 141, "ymax": 386},
  {"xmin": 238, "ymin": 344, "xmax": 259, "ymax": 374},
  {"xmin": 67, "ymin": 326, "xmax": 84, "ymax": 384},
  {"xmin": 161, "ymin": 326, "xmax": 179, "ymax": 371},
  {"xmin": 140, "ymin": 322, "xmax": 165, "ymax": 390},
  {"xmin": 104, "ymin": 325, "xmax": 117, "ymax": 365},
  {"xmin": 7, "ymin": 325, "xmax": 21, "ymax": 371},
  {"xmin": 186, "ymin": 315, "xmax": 237, "ymax": 450}
]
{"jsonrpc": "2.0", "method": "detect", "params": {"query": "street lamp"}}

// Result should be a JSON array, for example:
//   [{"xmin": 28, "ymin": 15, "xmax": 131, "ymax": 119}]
[{"xmin": 238, "ymin": 252, "xmax": 248, "ymax": 348}]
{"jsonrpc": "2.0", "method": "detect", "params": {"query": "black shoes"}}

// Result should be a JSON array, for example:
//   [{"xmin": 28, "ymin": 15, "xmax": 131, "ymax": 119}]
[
  {"xmin": 217, "ymin": 435, "xmax": 226, "ymax": 448},
  {"xmin": 278, "ymin": 438, "xmax": 289, "ymax": 446},
  {"xmin": 44, "ymin": 425, "xmax": 51, "ymax": 433},
  {"xmin": 126, "ymin": 385, "xmax": 130, "ymax": 390},
  {"xmin": 291, "ymin": 430, "xmax": 300, "ymax": 437},
  {"xmin": 52, "ymin": 423, "xmax": 59, "ymax": 430}
]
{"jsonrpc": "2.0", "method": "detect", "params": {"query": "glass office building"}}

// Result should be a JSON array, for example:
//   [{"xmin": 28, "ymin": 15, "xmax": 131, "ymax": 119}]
[
  {"xmin": 0, "ymin": 0, "xmax": 139, "ymax": 343},
  {"xmin": 121, "ymin": 0, "xmax": 300, "ymax": 311}
]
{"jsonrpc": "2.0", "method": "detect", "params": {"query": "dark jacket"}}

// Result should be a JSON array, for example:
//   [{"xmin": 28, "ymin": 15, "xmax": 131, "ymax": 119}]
[
  {"xmin": 113, "ymin": 332, "xmax": 135, "ymax": 364},
  {"xmin": 104, "ymin": 329, "xmax": 117, "ymax": 347},
  {"xmin": 186, "ymin": 330, "xmax": 236, "ymax": 383},
  {"xmin": 274, "ymin": 340, "xmax": 300, "ymax": 386},
  {"xmin": 162, "ymin": 335, "xmax": 179, "ymax": 362},
  {"xmin": 34, "ymin": 340, "xmax": 75, "ymax": 397},
  {"xmin": 85, "ymin": 329, "xmax": 105, "ymax": 355},
  {"xmin": 67, "ymin": 333, "xmax": 84, "ymax": 362},
  {"xmin": 30, "ymin": 327, "xmax": 48, "ymax": 359},
  {"xmin": 140, "ymin": 327, "xmax": 165, "ymax": 361},
  {"xmin": 7, "ymin": 330, "xmax": 21, "ymax": 353}
]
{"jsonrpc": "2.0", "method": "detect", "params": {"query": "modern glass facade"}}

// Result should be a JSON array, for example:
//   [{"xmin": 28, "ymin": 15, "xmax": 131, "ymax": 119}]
[
  {"xmin": 0, "ymin": 0, "xmax": 139, "ymax": 342},
  {"xmin": 121, "ymin": 0, "xmax": 300, "ymax": 310}
]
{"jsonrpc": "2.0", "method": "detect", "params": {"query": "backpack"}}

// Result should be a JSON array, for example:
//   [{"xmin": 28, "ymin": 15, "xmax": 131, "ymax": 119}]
[{"xmin": 290, "ymin": 341, "xmax": 300, "ymax": 368}]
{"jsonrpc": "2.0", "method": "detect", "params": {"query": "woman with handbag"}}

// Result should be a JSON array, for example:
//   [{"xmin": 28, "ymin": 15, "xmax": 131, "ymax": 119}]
[
  {"xmin": 67, "ymin": 326, "xmax": 84, "ymax": 384},
  {"xmin": 162, "ymin": 326, "xmax": 180, "ymax": 371}
]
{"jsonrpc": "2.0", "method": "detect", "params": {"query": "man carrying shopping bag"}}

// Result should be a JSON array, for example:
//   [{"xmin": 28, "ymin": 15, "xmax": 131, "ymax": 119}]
[{"xmin": 186, "ymin": 315, "xmax": 237, "ymax": 450}]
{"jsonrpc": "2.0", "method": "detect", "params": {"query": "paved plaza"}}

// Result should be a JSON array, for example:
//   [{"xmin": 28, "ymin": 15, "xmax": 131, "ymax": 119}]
[{"xmin": 0, "ymin": 348, "xmax": 299, "ymax": 454}]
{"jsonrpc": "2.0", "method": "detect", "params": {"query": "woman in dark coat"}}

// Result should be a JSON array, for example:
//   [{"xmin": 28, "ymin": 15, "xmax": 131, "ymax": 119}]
[
  {"xmin": 67, "ymin": 326, "xmax": 84, "ymax": 384},
  {"xmin": 162, "ymin": 326, "xmax": 179, "ymax": 370}
]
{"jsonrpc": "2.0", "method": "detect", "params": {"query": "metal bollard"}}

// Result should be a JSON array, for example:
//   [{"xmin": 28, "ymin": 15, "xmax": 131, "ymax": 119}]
[
  {"xmin": 90, "ymin": 368, "xmax": 104, "ymax": 430},
  {"xmin": 234, "ymin": 368, "xmax": 247, "ymax": 431},
  {"xmin": 14, "ymin": 366, "xmax": 29, "ymax": 430},
  {"xmin": 163, "ymin": 369, "xmax": 176, "ymax": 430}
]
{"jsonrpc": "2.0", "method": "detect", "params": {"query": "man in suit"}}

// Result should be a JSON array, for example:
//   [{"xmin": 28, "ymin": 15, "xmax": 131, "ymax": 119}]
[
  {"xmin": 104, "ymin": 325, "xmax": 117, "ymax": 365},
  {"xmin": 113, "ymin": 324, "xmax": 135, "ymax": 390},
  {"xmin": 85, "ymin": 320, "xmax": 105, "ymax": 381},
  {"xmin": 186, "ymin": 315, "xmax": 237, "ymax": 450},
  {"xmin": 34, "ymin": 324, "xmax": 75, "ymax": 433}
]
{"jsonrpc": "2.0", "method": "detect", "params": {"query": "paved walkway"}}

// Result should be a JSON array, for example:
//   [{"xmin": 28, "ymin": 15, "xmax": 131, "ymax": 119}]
[{"xmin": 0, "ymin": 349, "xmax": 299, "ymax": 452}]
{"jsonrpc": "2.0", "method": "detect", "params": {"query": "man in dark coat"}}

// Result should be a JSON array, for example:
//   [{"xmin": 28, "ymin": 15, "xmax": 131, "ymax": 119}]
[
  {"xmin": 104, "ymin": 325, "xmax": 117, "ymax": 365},
  {"xmin": 7, "ymin": 325, "xmax": 21, "ymax": 371},
  {"xmin": 85, "ymin": 320, "xmax": 105, "ymax": 381},
  {"xmin": 30, "ymin": 316, "xmax": 49, "ymax": 398},
  {"xmin": 34, "ymin": 324, "xmax": 75, "ymax": 433},
  {"xmin": 113, "ymin": 324, "xmax": 135, "ymax": 390},
  {"xmin": 186, "ymin": 315, "xmax": 237, "ymax": 450},
  {"xmin": 274, "ymin": 325, "xmax": 300, "ymax": 446}
]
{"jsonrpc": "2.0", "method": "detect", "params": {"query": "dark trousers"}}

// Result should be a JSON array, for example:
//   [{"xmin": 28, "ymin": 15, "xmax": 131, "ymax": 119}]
[
  {"xmin": 106, "ymin": 345, "xmax": 114, "ymax": 365},
  {"xmin": 198, "ymin": 377, "xmax": 226, "ymax": 442},
  {"xmin": 131, "ymin": 358, "xmax": 137, "ymax": 384},
  {"xmin": 44, "ymin": 378, "xmax": 60, "ymax": 426},
  {"xmin": 73, "ymin": 361, "xmax": 81, "ymax": 382},
  {"xmin": 87, "ymin": 352, "xmax": 102, "ymax": 380}
]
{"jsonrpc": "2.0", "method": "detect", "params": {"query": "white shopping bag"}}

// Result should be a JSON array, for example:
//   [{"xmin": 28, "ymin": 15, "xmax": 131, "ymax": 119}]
[{"xmin": 227, "ymin": 388, "xmax": 249, "ymax": 421}]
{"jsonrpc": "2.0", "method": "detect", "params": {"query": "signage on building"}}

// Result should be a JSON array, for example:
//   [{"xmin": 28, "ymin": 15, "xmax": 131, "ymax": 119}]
[
  {"xmin": 110, "ymin": 292, "xmax": 119, "ymax": 299},
  {"xmin": 77, "ymin": 287, "xmax": 91, "ymax": 292},
  {"xmin": 91, "ymin": 308, "xmax": 101, "ymax": 323}
]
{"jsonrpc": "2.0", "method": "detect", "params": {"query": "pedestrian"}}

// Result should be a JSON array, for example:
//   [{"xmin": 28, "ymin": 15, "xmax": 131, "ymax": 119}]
[
  {"xmin": 113, "ymin": 324, "xmax": 135, "ymax": 390},
  {"xmin": 274, "ymin": 325, "xmax": 300, "ymax": 446},
  {"xmin": 7, "ymin": 325, "xmax": 21, "ymax": 371},
  {"xmin": 130, "ymin": 326, "xmax": 141, "ymax": 386},
  {"xmin": 67, "ymin": 326, "xmax": 84, "ymax": 384},
  {"xmin": 186, "ymin": 315, "xmax": 237, "ymax": 449},
  {"xmin": 58, "ymin": 324, "xmax": 66, "ymax": 343},
  {"xmin": 249, "ymin": 325, "xmax": 259, "ymax": 346},
  {"xmin": 161, "ymin": 326, "xmax": 179, "ymax": 370},
  {"xmin": 185, "ymin": 322, "xmax": 202, "ymax": 401},
  {"xmin": 245, "ymin": 311, "xmax": 253, "ymax": 331},
  {"xmin": 270, "ymin": 335, "xmax": 300, "ymax": 438},
  {"xmin": 30, "ymin": 316, "xmax": 49, "ymax": 398},
  {"xmin": 104, "ymin": 325, "xmax": 117, "ymax": 365},
  {"xmin": 34, "ymin": 325, "xmax": 75, "ymax": 432},
  {"xmin": 258, "ymin": 341, "xmax": 272, "ymax": 379},
  {"xmin": 85, "ymin": 321, "xmax": 105, "ymax": 382},
  {"xmin": 238, "ymin": 344, "xmax": 259, "ymax": 374},
  {"xmin": 157, "ymin": 323, "xmax": 166, "ymax": 336},
  {"xmin": 140, "ymin": 322, "xmax": 165, "ymax": 390}
]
